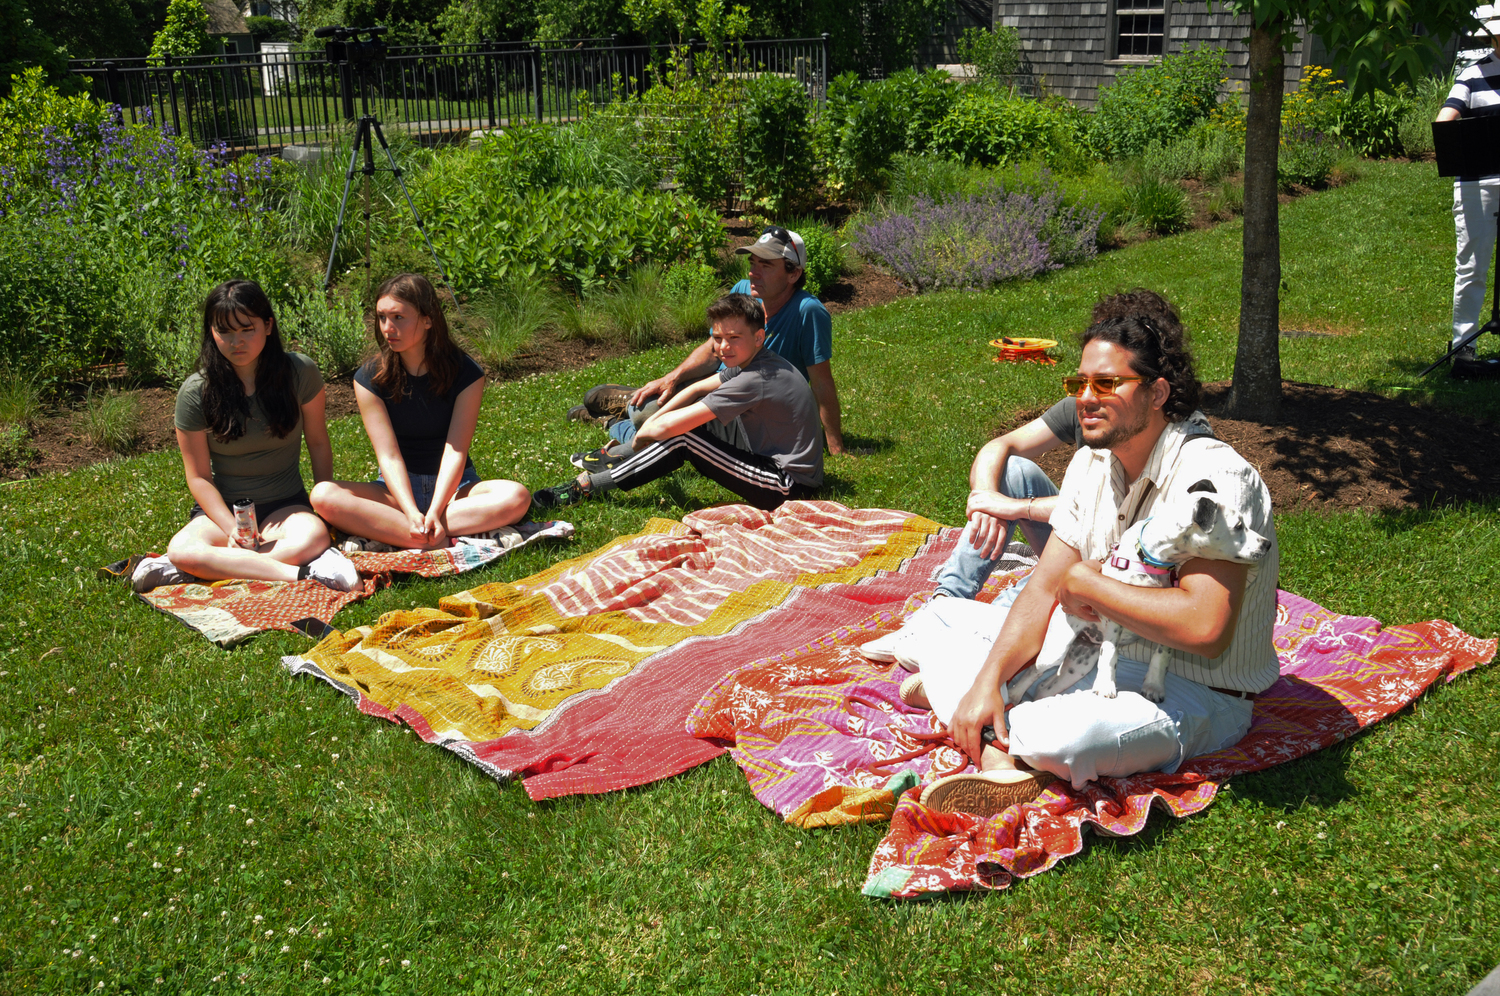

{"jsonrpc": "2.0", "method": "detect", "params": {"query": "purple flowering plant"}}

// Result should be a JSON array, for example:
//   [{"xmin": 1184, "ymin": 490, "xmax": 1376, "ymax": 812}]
[{"xmin": 853, "ymin": 171, "xmax": 1101, "ymax": 293}]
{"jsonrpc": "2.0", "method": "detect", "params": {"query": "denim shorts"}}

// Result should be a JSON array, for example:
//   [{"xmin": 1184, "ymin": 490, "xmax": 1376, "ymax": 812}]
[
  {"xmin": 188, "ymin": 490, "xmax": 311, "ymax": 523},
  {"xmin": 374, "ymin": 465, "xmax": 481, "ymax": 514}
]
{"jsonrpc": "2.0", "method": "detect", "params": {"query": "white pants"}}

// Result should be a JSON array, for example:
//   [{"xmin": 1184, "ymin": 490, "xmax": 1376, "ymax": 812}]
[
  {"xmin": 891, "ymin": 587, "xmax": 1254, "ymax": 790},
  {"xmin": 1452, "ymin": 179, "xmax": 1500, "ymax": 347}
]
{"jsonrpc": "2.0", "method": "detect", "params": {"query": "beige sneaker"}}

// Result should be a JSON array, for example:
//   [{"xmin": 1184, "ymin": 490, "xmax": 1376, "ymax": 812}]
[{"xmin": 919, "ymin": 768, "xmax": 1055, "ymax": 817}]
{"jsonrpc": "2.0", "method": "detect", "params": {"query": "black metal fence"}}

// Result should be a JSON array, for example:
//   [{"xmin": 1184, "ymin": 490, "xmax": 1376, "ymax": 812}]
[{"xmin": 68, "ymin": 35, "xmax": 831, "ymax": 154}]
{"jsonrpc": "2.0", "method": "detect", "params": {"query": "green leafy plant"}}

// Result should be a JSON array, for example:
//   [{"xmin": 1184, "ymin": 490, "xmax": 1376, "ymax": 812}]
[
  {"xmin": 1126, "ymin": 175, "xmax": 1191, "ymax": 234},
  {"xmin": 279, "ymin": 287, "xmax": 369, "ymax": 377},
  {"xmin": 0, "ymin": 366, "xmax": 42, "ymax": 426},
  {"xmin": 929, "ymin": 87, "xmax": 1070, "ymax": 167},
  {"xmin": 674, "ymin": 117, "xmax": 735, "ymax": 208},
  {"xmin": 148, "ymin": 0, "xmax": 212, "ymax": 64},
  {"xmin": 1087, "ymin": 48, "xmax": 1229, "ymax": 161},
  {"xmin": 1142, "ymin": 121, "xmax": 1244, "ymax": 183},
  {"xmin": 955, "ymin": 26, "xmax": 1024, "ymax": 83},
  {"xmin": 81, "ymin": 387, "xmax": 139, "ymax": 454},
  {"xmin": 596, "ymin": 266, "xmax": 671, "ymax": 350},
  {"xmin": 783, "ymin": 220, "xmax": 845, "ymax": 298},
  {"xmin": 0, "ymin": 422, "xmax": 35, "ymax": 466},
  {"xmin": 460, "ymin": 274, "xmax": 562, "ymax": 367},
  {"xmin": 1278, "ymin": 129, "xmax": 1351, "ymax": 189},
  {"xmin": 660, "ymin": 261, "xmax": 722, "ymax": 337},
  {"xmin": 740, "ymin": 75, "xmax": 815, "ymax": 215}
]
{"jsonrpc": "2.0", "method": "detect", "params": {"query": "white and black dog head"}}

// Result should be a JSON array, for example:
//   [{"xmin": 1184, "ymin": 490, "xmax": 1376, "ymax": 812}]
[{"xmin": 1139, "ymin": 479, "xmax": 1272, "ymax": 567}]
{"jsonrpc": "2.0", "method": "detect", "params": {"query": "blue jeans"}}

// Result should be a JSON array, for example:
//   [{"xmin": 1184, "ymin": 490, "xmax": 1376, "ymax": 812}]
[
  {"xmin": 375, "ymin": 465, "xmax": 481, "ymax": 514},
  {"xmin": 933, "ymin": 457, "xmax": 1059, "ymax": 599}
]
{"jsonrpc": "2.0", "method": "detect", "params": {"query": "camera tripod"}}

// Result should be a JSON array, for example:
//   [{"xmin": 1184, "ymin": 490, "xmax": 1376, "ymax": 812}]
[{"xmin": 316, "ymin": 26, "xmax": 455, "ymax": 304}]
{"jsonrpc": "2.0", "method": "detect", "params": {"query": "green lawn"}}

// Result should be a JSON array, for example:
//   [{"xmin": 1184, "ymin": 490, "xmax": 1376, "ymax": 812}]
[{"xmin": 2, "ymin": 159, "xmax": 1496, "ymax": 995}]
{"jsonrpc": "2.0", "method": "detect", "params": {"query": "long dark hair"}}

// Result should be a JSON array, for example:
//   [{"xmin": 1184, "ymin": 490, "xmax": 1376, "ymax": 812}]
[
  {"xmin": 197, "ymin": 280, "xmax": 300, "ymax": 442},
  {"xmin": 370, "ymin": 273, "xmax": 464, "ymax": 401},
  {"xmin": 1080, "ymin": 312, "xmax": 1202, "ymax": 423}
]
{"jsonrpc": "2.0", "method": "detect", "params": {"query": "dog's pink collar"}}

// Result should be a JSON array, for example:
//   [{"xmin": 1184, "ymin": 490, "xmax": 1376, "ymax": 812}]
[{"xmin": 1107, "ymin": 544, "xmax": 1179, "ymax": 584}]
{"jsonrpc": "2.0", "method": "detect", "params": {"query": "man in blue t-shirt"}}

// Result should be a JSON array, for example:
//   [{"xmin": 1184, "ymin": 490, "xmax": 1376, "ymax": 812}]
[{"xmin": 566, "ymin": 226, "xmax": 845, "ymax": 470}]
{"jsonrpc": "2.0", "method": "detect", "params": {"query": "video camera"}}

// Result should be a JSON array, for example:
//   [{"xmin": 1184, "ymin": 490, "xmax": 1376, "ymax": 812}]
[{"xmin": 314, "ymin": 25, "xmax": 389, "ymax": 68}]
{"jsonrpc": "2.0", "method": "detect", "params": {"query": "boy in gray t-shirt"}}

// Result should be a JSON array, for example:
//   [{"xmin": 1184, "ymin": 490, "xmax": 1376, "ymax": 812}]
[{"xmin": 533, "ymin": 293, "xmax": 823, "ymax": 511}]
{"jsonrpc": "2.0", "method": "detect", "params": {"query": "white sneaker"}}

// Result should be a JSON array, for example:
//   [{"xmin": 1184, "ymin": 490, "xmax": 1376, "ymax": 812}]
[
  {"xmin": 303, "ymin": 549, "xmax": 361, "ymax": 591},
  {"xmin": 338, "ymin": 535, "xmax": 369, "ymax": 554},
  {"xmin": 131, "ymin": 555, "xmax": 195, "ymax": 593}
]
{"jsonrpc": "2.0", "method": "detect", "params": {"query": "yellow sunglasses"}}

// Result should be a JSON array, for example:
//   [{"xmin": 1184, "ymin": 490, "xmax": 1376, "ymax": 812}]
[{"xmin": 1062, "ymin": 375, "xmax": 1144, "ymax": 398}]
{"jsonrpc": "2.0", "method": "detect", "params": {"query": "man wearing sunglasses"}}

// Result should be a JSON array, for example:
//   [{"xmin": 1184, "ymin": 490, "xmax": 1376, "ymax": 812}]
[
  {"xmin": 566, "ymin": 226, "xmax": 844, "ymax": 471},
  {"xmin": 920, "ymin": 314, "xmax": 1279, "ymax": 813},
  {"xmin": 930, "ymin": 289, "xmax": 1193, "ymax": 599}
]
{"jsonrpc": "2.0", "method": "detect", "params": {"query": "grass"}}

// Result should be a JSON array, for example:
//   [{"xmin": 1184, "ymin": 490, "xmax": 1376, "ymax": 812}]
[
  {"xmin": 80, "ymin": 389, "xmax": 140, "ymax": 455},
  {"xmin": 1, "ymin": 160, "xmax": 1497, "ymax": 995}
]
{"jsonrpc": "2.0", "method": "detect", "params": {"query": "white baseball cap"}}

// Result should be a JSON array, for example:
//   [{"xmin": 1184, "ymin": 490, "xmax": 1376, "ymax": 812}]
[{"xmin": 734, "ymin": 226, "xmax": 807, "ymax": 269}]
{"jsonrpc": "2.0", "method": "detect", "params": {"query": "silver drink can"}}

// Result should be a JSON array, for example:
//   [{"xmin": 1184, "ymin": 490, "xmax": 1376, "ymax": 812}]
[{"xmin": 232, "ymin": 499, "xmax": 258, "ymax": 550}]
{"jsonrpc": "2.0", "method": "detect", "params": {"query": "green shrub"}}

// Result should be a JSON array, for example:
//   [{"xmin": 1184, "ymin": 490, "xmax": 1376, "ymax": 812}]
[
  {"xmin": 0, "ymin": 423, "xmax": 35, "ymax": 467},
  {"xmin": 783, "ymin": 221, "xmax": 846, "ymax": 298},
  {"xmin": 827, "ymin": 76, "xmax": 908, "ymax": 196},
  {"xmin": 1278, "ymin": 130, "xmax": 1349, "ymax": 189},
  {"xmin": 597, "ymin": 267, "xmax": 671, "ymax": 350},
  {"xmin": 81, "ymin": 387, "xmax": 139, "ymax": 454},
  {"xmin": 279, "ymin": 288, "xmax": 369, "ymax": 377},
  {"xmin": 1334, "ymin": 89, "xmax": 1407, "ymax": 159},
  {"xmin": 461, "ymin": 275, "xmax": 560, "ymax": 367},
  {"xmin": 1142, "ymin": 121, "xmax": 1243, "ymax": 182},
  {"xmin": 1126, "ymin": 176, "xmax": 1190, "ymax": 235},
  {"xmin": 929, "ymin": 88, "xmax": 1071, "ymax": 167},
  {"xmin": 674, "ymin": 117, "xmax": 735, "ymax": 208},
  {"xmin": 955, "ymin": 26, "xmax": 1024, "ymax": 82},
  {"xmin": 889, "ymin": 68, "xmax": 963, "ymax": 154},
  {"xmin": 660, "ymin": 261, "xmax": 722, "ymax": 337},
  {"xmin": 741, "ymin": 75, "xmax": 816, "ymax": 214},
  {"xmin": 1206, "ymin": 178, "xmax": 1244, "ymax": 221},
  {"xmin": 1088, "ymin": 48, "xmax": 1228, "ymax": 160},
  {"xmin": 416, "ymin": 178, "xmax": 725, "ymax": 296},
  {"xmin": 1397, "ymin": 72, "xmax": 1454, "ymax": 160},
  {"xmin": 0, "ymin": 366, "xmax": 42, "ymax": 427}
]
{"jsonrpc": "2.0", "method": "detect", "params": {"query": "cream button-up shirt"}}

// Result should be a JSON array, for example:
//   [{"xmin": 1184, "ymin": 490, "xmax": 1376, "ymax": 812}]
[{"xmin": 1049, "ymin": 413, "xmax": 1280, "ymax": 693}]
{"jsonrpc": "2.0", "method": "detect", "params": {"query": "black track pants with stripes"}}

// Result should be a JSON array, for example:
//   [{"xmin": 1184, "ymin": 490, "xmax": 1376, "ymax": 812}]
[{"xmin": 592, "ymin": 425, "xmax": 815, "ymax": 511}]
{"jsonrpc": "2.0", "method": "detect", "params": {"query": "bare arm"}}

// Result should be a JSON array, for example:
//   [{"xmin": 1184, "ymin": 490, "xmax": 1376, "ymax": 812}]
[
  {"xmin": 300, "ymin": 388, "xmax": 333, "ymax": 486},
  {"xmin": 635, "ymin": 400, "xmax": 717, "ymax": 446},
  {"xmin": 424, "ymin": 378, "xmax": 486, "ymax": 535},
  {"xmin": 1056, "ymin": 557, "xmax": 1251, "ymax": 659},
  {"xmin": 354, "ymin": 380, "xmax": 426, "ymax": 541},
  {"xmin": 1436, "ymin": 106, "xmax": 1461, "ymax": 122},
  {"xmin": 964, "ymin": 415, "xmax": 1070, "ymax": 557},
  {"xmin": 629, "ymin": 339, "xmax": 721, "ymax": 407},
  {"xmin": 651, "ymin": 372, "xmax": 722, "ymax": 417},
  {"xmin": 177, "ymin": 429, "xmax": 237, "ymax": 539},
  {"xmin": 806, "ymin": 361, "xmax": 843, "ymax": 454},
  {"xmin": 949, "ymin": 534, "xmax": 1083, "ymax": 761}
]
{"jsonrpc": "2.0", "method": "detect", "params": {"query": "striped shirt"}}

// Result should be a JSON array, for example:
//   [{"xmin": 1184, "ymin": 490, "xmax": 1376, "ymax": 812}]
[
  {"xmin": 1049, "ymin": 414, "xmax": 1281, "ymax": 693},
  {"xmin": 1445, "ymin": 53, "xmax": 1500, "ymax": 181}
]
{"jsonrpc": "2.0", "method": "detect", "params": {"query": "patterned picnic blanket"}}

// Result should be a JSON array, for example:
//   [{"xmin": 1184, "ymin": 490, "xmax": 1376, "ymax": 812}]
[
  {"xmin": 280, "ymin": 501, "xmax": 976, "ymax": 799},
  {"xmin": 115, "ymin": 521, "xmax": 574, "ymax": 646},
  {"xmin": 687, "ymin": 586, "xmax": 1497, "ymax": 899}
]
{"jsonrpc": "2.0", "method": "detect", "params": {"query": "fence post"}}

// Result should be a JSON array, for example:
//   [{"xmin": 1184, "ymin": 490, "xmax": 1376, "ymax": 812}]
[
  {"xmin": 531, "ymin": 45, "xmax": 544, "ymax": 121},
  {"xmin": 483, "ymin": 37, "xmax": 497, "ymax": 127},
  {"xmin": 165, "ymin": 57, "xmax": 183, "ymax": 137},
  {"xmin": 101, "ymin": 61, "xmax": 125, "ymax": 124},
  {"xmin": 820, "ymin": 32, "xmax": 830, "ymax": 101}
]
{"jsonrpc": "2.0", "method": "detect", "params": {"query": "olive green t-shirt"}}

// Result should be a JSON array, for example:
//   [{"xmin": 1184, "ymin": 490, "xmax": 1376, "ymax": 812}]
[{"xmin": 174, "ymin": 352, "xmax": 324, "ymax": 503}]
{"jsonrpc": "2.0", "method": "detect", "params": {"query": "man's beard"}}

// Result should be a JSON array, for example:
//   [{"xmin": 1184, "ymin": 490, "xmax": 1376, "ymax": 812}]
[{"xmin": 1079, "ymin": 398, "xmax": 1151, "ymax": 450}]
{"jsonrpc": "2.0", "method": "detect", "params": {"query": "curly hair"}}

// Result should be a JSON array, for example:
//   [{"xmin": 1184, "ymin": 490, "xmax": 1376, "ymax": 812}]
[
  {"xmin": 196, "ymin": 279, "xmax": 299, "ymax": 443},
  {"xmin": 1080, "ymin": 312, "xmax": 1201, "ymax": 423},
  {"xmin": 1090, "ymin": 288, "xmax": 1182, "ymax": 329}
]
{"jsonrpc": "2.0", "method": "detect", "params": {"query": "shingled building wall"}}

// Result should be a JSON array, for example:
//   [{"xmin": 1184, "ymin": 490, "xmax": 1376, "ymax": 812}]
[{"xmin": 992, "ymin": 1, "xmax": 1317, "ymax": 107}]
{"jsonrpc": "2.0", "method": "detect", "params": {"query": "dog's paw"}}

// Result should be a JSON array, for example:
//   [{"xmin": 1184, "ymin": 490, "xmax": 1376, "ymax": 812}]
[
  {"xmin": 1092, "ymin": 681, "xmax": 1118, "ymax": 699},
  {"xmin": 1141, "ymin": 682, "xmax": 1166, "ymax": 703}
]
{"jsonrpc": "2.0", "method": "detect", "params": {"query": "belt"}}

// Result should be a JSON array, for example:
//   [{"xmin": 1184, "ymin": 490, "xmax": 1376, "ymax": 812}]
[{"xmin": 1206, "ymin": 685, "xmax": 1257, "ymax": 701}]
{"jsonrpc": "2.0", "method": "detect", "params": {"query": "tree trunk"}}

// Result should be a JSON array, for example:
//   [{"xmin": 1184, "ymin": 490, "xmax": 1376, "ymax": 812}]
[{"xmin": 1227, "ymin": 20, "xmax": 1286, "ymax": 422}]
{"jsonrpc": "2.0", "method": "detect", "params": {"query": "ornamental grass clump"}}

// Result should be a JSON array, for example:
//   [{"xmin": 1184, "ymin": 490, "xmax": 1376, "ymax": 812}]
[{"xmin": 853, "ymin": 177, "xmax": 1100, "ymax": 292}]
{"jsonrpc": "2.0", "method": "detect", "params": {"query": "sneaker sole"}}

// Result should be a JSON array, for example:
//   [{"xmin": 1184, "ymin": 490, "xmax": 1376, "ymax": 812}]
[{"xmin": 919, "ymin": 771, "xmax": 1054, "ymax": 817}]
